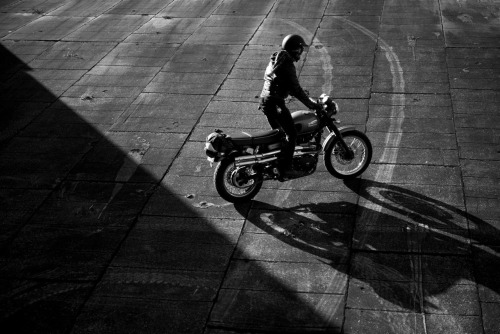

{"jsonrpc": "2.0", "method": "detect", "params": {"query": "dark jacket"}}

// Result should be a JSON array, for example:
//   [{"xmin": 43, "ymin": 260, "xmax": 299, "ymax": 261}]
[{"xmin": 260, "ymin": 50, "xmax": 316, "ymax": 109}]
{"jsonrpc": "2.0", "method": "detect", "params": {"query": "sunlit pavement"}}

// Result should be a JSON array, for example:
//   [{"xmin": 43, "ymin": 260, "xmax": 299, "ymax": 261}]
[{"xmin": 0, "ymin": 0, "xmax": 499, "ymax": 333}]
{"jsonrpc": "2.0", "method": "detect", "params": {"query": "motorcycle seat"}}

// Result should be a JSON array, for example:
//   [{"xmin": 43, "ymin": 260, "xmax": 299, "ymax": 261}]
[{"xmin": 231, "ymin": 129, "xmax": 281, "ymax": 146}]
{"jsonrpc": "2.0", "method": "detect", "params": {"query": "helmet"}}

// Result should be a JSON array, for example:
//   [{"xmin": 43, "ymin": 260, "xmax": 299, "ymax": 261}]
[{"xmin": 281, "ymin": 34, "xmax": 308, "ymax": 52}]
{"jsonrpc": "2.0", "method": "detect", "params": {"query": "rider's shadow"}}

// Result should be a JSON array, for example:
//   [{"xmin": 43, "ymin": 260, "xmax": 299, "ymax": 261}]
[{"xmin": 236, "ymin": 180, "xmax": 499, "ymax": 315}]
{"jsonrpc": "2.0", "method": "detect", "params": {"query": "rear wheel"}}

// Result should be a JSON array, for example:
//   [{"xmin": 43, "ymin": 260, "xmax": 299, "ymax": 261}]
[
  {"xmin": 323, "ymin": 130, "xmax": 372, "ymax": 179},
  {"xmin": 214, "ymin": 158, "xmax": 263, "ymax": 203}
]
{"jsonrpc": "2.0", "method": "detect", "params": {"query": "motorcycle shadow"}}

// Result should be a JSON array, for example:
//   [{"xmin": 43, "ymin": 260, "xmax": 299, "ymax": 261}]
[{"xmin": 234, "ymin": 179, "xmax": 499, "ymax": 314}]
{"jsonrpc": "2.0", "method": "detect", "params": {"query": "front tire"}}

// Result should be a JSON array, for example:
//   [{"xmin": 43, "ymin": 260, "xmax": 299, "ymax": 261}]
[
  {"xmin": 214, "ymin": 158, "xmax": 263, "ymax": 203},
  {"xmin": 324, "ymin": 130, "xmax": 372, "ymax": 179}
]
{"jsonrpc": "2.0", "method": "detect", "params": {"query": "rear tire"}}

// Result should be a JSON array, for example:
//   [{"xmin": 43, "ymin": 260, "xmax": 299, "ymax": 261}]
[
  {"xmin": 214, "ymin": 158, "xmax": 263, "ymax": 203},
  {"xmin": 323, "ymin": 130, "xmax": 372, "ymax": 179}
]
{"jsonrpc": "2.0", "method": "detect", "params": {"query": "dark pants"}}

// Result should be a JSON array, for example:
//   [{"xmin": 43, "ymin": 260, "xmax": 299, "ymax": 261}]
[{"xmin": 259, "ymin": 96, "xmax": 296, "ymax": 171}]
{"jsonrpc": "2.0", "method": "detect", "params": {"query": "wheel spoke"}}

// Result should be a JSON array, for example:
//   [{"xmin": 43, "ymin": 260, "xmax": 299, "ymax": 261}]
[
  {"xmin": 330, "ymin": 135, "xmax": 369, "ymax": 176},
  {"xmin": 223, "ymin": 163, "xmax": 256, "ymax": 197}
]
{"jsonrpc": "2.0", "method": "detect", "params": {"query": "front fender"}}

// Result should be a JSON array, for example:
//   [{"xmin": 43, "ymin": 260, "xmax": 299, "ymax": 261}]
[{"xmin": 322, "ymin": 126, "xmax": 356, "ymax": 152}]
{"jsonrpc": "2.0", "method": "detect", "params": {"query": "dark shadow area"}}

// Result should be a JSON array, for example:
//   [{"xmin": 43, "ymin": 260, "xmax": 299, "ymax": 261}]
[
  {"xmin": 0, "ymin": 43, "xmax": 345, "ymax": 333},
  {"xmin": 240, "ymin": 179, "xmax": 499, "ymax": 315},
  {"xmin": 1, "ymin": 43, "xmax": 45, "ymax": 143}
]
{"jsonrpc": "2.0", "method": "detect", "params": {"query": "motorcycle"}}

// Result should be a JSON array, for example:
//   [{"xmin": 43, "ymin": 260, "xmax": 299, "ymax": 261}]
[{"xmin": 204, "ymin": 94, "xmax": 372, "ymax": 203}]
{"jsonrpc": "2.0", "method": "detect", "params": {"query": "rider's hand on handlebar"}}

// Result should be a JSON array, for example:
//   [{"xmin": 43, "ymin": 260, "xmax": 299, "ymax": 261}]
[
  {"xmin": 307, "ymin": 98, "xmax": 321, "ymax": 111},
  {"xmin": 307, "ymin": 97, "xmax": 319, "ymax": 110}
]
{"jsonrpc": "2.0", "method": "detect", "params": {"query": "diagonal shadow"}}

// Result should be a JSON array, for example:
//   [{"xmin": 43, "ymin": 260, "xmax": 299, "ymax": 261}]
[{"xmin": 0, "ymin": 42, "xmax": 344, "ymax": 333}]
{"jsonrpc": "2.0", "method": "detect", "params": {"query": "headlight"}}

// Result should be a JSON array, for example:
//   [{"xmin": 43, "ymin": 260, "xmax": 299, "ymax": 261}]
[{"xmin": 319, "ymin": 94, "xmax": 338, "ymax": 117}]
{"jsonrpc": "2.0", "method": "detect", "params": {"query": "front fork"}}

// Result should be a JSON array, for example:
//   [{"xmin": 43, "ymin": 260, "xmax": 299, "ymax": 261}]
[{"xmin": 326, "ymin": 119, "xmax": 355, "ymax": 160}]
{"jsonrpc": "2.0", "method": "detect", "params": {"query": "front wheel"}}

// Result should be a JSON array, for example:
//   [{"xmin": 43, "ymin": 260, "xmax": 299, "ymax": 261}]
[
  {"xmin": 324, "ymin": 130, "xmax": 372, "ymax": 179},
  {"xmin": 214, "ymin": 158, "xmax": 263, "ymax": 203}
]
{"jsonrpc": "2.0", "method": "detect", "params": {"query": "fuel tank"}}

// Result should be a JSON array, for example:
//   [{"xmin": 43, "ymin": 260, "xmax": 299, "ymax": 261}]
[{"xmin": 292, "ymin": 110, "xmax": 320, "ymax": 134}]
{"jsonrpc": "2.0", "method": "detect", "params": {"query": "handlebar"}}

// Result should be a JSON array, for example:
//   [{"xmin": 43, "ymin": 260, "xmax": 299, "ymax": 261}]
[{"xmin": 316, "ymin": 94, "xmax": 338, "ymax": 116}]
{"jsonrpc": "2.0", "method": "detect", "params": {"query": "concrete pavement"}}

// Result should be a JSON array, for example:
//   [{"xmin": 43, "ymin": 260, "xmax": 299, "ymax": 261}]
[{"xmin": 0, "ymin": 0, "xmax": 499, "ymax": 333}]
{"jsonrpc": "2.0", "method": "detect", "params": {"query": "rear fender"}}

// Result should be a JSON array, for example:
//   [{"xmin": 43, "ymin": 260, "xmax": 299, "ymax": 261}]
[{"xmin": 322, "ymin": 126, "xmax": 356, "ymax": 152}]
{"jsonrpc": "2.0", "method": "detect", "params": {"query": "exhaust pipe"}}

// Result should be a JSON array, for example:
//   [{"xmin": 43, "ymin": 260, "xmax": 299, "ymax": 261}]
[
  {"xmin": 235, "ymin": 149, "xmax": 280, "ymax": 167},
  {"xmin": 234, "ymin": 146, "xmax": 321, "ymax": 167}
]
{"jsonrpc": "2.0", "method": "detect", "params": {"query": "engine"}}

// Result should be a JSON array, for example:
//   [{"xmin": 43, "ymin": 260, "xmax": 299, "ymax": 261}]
[
  {"xmin": 296, "ymin": 133, "xmax": 315, "ymax": 144},
  {"xmin": 293, "ymin": 154, "xmax": 318, "ymax": 173}
]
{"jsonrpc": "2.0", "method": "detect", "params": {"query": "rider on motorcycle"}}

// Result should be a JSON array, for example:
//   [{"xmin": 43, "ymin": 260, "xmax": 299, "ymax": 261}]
[{"xmin": 259, "ymin": 34, "xmax": 320, "ymax": 178}]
